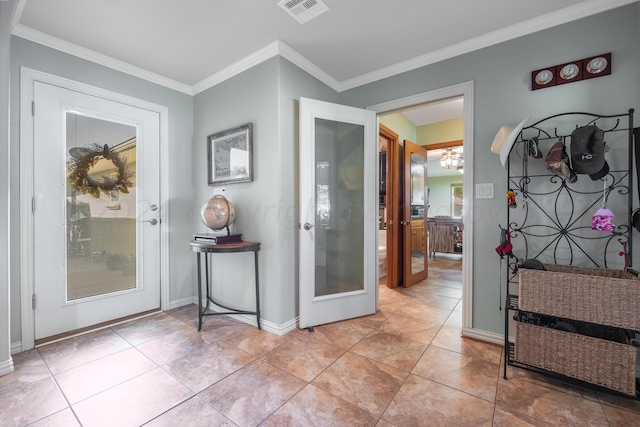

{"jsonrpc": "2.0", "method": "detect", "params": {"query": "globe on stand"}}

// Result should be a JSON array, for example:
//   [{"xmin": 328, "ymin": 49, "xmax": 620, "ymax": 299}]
[{"xmin": 200, "ymin": 195, "xmax": 236, "ymax": 235}]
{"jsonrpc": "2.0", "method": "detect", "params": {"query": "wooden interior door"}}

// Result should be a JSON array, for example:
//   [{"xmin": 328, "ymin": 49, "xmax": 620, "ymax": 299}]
[
  {"xmin": 402, "ymin": 139, "xmax": 428, "ymax": 286},
  {"xmin": 379, "ymin": 124, "xmax": 399, "ymax": 288}
]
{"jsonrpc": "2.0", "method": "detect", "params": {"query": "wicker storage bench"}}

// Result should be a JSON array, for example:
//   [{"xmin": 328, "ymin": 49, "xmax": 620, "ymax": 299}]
[
  {"xmin": 514, "ymin": 323, "xmax": 637, "ymax": 395},
  {"xmin": 516, "ymin": 264, "xmax": 639, "ymax": 396},
  {"xmin": 518, "ymin": 264, "xmax": 640, "ymax": 331}
]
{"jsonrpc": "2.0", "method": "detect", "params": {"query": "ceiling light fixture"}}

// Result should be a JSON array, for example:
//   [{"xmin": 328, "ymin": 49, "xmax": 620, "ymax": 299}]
[{"xmin": 440, "ymin": 148, "xmax": 462, "ymax": 169}]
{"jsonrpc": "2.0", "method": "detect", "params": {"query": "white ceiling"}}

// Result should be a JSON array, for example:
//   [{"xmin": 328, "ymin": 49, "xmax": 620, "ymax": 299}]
[
  {"xmin": 401, "ymin": 97, "xmax": 464, "ymax": 127},
  {"xmin": 11, "ymin": 0, "xmax": 634, "ymax": 96}
]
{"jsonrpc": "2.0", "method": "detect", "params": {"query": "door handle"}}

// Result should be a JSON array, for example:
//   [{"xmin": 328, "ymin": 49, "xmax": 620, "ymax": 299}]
[
  {"xmin": 143, "ymin": 218, "xmax": 158, "ymax": 225},
  {"xmin": 303, "ymin": 222, "xmax": 313, "ymax": 230}
]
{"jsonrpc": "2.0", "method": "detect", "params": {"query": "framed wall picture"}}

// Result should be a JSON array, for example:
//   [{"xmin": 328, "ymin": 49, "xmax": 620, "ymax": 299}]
[
  {"xmin": 451, "ymin": 184, "xmax": 463, "ymax": 217},
  {"xmin": 207, "ymin": 123, "xmax": 253, "ymax": 185}
]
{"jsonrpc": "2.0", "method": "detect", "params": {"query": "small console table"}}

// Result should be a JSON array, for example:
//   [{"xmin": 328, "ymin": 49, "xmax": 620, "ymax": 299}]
[{"xmin": 189, "ymin": 239, "xmax": 261, "ymax": 331}]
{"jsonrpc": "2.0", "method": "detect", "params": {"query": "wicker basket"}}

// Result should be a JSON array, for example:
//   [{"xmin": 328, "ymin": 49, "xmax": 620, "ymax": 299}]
[
  {"xmin": 515, "ymin": 323, "xmax": 637, "ymax": 396},
  {"xmin": 518, "ymin": 264, "xmax": 640, "ymax": 331}
]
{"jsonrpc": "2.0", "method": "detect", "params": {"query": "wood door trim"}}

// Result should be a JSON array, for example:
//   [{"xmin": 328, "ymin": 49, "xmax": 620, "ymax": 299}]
[
  {"xmin": 426, "ymin": 139, "xmax": 463, "ymax": 150},
  {"xmin": 379, "ymin": 124, "xmax": 399, "ymax": 288}
]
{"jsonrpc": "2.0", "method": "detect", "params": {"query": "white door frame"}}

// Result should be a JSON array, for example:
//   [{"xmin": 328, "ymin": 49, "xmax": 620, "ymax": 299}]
[
  {"xmin": 19, "ymin": 67, "xmax": 170, "ymax": 350},
  {"xmin": 368, "ymin": 80, "xmax": 475, "ymax": 335}
]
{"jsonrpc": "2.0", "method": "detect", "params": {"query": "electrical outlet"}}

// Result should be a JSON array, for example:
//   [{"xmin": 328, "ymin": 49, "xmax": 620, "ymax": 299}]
[{"xmin": 476, "ymin": 183, "xmax": 494, "ymax": 199}]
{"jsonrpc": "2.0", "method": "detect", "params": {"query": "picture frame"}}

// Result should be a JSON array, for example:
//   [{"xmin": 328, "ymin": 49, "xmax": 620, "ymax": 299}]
[
  {"xmin": 451, "ymin": 184, "xmax": 463, "ymax": 217},
  {"xmin": 207, "ymin": 123, "xmax": 253, "ymax": 185}
]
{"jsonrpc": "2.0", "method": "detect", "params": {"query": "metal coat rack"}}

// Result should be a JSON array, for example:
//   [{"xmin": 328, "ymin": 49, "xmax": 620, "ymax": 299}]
[{"xmin": 502, "ymin": 108, "xmax": 637, "ymax": 394}]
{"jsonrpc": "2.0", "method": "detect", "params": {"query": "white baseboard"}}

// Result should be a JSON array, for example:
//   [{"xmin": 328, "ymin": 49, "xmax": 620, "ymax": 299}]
[
  {"xmin": 217, "ymin": 312, "xmax": 298, "ymax": 336},
  {"xmin": 462, "ymin": 327, "xmax": 504, "ymax": 346},
  {"xmin": 172, "ymin": 297, "xmax": 299, "ymax": 336},
  {"xmin": 260, "ymin": 317, "xmax": 298, "ymax": 336},
  {"xmin": 11, "ymin": 341, "xmax": 22, "ymax": 355},
  {"xmin": 0, "ymin": 356, "xmax": 14, "ymax": 376},
  {"xmin": 168, "ymin": 296, "xmax": 197, "ymax": 310}
]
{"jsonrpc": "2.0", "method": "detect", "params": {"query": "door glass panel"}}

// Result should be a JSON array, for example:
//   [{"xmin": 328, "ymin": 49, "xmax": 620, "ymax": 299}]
[
  {"xmin": 410, "ymin": 152, "xmax": 426, "ymax": 275},
  {"xmin": 315, "ymin": 118, "xmax": 364, "ymax": 297},
  {"xmin": 66, "ymin": 113, "xmax": 137, "ymax": 301}
]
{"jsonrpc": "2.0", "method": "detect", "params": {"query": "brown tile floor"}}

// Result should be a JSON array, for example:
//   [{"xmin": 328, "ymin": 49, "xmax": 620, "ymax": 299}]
[{"xmin": 2, "ymin": 258, "xmax": 640, "ymax": 426}]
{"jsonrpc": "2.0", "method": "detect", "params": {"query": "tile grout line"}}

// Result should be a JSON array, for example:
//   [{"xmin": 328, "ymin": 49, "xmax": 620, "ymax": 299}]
[{"xmin": 35, "ymin": 347, "xmax": 84, "ymax": 427}]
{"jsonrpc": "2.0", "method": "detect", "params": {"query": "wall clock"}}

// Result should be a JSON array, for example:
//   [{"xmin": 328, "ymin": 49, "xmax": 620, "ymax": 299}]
[
  {"xmin": 583, "ymin": 53, "xmax": 612, "ymax": 79},
  {"xmin": 531, "ymin": 67, "xmax": 556, "ymax": 90},
  {"xmin": 557, "ymin": 61, "xmax": 582, "ymax": 85},
  {"xmin": 530, "ymin": 53, "xmax": 611, "ymax": 90}
]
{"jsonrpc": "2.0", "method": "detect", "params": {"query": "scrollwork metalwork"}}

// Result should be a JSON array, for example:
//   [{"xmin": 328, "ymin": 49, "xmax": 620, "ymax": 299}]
[{"xmin": 506, "ymin": 110, "xmax": 635, "ymax": 269}]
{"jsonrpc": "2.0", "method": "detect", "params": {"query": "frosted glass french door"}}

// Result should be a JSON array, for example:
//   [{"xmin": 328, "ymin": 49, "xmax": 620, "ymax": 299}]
[{"xmin": 299, "ymin": 97, "xmax": 377, "ymax": 329}]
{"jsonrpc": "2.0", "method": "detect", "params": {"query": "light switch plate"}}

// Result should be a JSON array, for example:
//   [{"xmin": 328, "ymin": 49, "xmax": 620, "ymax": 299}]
[{"xmin": 476, "ymin": 183, "xmax": 494, "ymax": 199}]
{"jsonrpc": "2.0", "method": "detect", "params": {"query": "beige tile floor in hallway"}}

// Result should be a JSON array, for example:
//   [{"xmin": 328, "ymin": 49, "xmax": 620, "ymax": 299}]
[{"xmin": 2, "ymin": 257, "xmax": 640, "ymax": 426}]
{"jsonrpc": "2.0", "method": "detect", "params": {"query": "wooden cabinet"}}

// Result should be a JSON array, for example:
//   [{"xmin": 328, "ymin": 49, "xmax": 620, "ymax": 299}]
[
  {"xmin": 410, "ymin": 219, "xmax": 424, "ymax": 252},
  {"xmin": 427, "ymin": 217, "xmax": 463, "ymax": 256}
]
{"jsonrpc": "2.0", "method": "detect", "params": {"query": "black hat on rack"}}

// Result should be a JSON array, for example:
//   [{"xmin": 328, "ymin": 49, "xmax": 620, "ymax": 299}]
[{"xmin": 570, "ymin": 125, "xmax": 609, "ymax": 180}]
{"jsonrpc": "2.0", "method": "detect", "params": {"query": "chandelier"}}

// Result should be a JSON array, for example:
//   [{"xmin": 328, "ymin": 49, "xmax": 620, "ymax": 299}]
[{"xmin": 440, "ymin": 148, "xmax": 462, "ymax": 169}]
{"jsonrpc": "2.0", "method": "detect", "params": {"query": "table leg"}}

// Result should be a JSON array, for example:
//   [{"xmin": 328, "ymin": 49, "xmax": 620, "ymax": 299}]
[
  {"xmin": 205, "ymin": 252, "xmax": 211, "ymax": 302},
  {"xmin": 196, "ymin": 252, "xmax": 203, "ymax": 331},
  {"xmin": 254, "ymin": 250, "xmax": 261, "ymax": 330}
]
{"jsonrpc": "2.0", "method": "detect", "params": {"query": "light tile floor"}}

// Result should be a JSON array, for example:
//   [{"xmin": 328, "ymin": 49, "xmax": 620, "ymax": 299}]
[{"xmin": 2, "ymin": 258, "xmax": 640, "ymax": 426}]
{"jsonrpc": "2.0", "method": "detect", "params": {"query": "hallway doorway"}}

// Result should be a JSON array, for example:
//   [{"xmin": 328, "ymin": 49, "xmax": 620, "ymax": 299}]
[{"xmin": 370, "ymin": 81, "xmax": 474, "ymax": 332}]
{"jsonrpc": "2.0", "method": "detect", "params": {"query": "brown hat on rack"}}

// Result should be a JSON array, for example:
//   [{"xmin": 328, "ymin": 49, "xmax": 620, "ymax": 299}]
[
  {"xmin": 570, "ymin": 125, "xmax": 609, "ymax": 180},
  {"xmin": 545, "ymin": 139, "xmax": 577, "ymax": 183}
]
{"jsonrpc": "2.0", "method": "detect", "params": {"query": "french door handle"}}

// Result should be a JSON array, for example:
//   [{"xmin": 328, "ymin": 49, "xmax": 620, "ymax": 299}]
[{"xmin": 143, "ymin": 218, "xmax": 158, "ymax": 225}]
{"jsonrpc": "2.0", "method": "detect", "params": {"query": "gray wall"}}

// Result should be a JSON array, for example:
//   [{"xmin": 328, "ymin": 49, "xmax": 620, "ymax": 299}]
[
  {"xmin": 193, "ymin": 59, "xmax": 283, "ymax": 324},
  {"xmin": 338, "ymin": 3, "xmax": 640, "ymax": 334},
  {"xmin": 9, "ymin": 37, "xmax": 195, "ymax": 343},
  {"xmin": 192, "ymin": 57, "xmax": 337, "ymax": 326}
]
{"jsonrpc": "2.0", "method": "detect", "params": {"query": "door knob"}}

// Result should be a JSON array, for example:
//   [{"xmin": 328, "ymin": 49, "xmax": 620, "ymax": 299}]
[
  {"xmin": 143, "ymin": 218, "xmax": 158, "ymax": 225},
  {"xmin": 303, "ymin": 223, "xmax": 313, "ymax": 230}
]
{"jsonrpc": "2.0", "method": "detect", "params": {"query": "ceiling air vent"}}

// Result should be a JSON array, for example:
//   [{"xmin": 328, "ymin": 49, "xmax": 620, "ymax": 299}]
[{"xmin": 278, "ymin": 0, "xmax": 328, "ymax": 24}]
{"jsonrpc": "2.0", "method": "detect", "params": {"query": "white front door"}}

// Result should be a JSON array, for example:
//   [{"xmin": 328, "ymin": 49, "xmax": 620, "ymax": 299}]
[
  {"xmin": 299, "ymin": 97, "xmax": 377, "ymax": 329},
  {"xmin": 32, "ymin": 81, "xmax": 161, "ymax": 341}
]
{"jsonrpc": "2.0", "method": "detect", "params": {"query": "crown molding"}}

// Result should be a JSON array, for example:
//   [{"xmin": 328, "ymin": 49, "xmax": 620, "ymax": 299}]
[
  {"xmin": 192, "ymin": 41, "xmax": 279, "ymax": 95},
  {"xmin": 276, "ymin": 41, "xmax": 340, "ymax": 91},
  {"xmin": 11, "ymin": 0, "xmax": 637, "ymax": 95},
  {"xmin": 338, "ymin": 0, "xmax": 638, "ymax": 91},
  {"xmin": 11, "ymin": 24, "xmax": 193, "ymax": 95},
  {"xmin": 192, "ymin": 40, "xmax": 340, "ymax": 95},
  {"xmin": 11, "ymin": 0, "xmax": 26, "ymax": 30}
]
